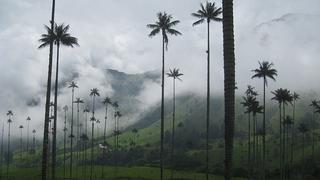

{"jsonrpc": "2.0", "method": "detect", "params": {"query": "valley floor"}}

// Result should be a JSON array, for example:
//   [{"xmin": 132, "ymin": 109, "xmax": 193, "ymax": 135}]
[{"xmin": 0, "ymin": 166, "xmax": 246, "ymax": 180}]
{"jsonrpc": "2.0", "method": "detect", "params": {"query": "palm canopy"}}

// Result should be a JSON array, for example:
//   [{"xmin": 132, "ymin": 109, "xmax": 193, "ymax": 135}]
[
  {"xmin": 271, "ymin": 88, "xmax": 284, "ymax": 104},
  {"xmin": 6, "ymin": 110, "xmax": 13, "ymax": 116},
  {"xmin": 38, "ymin": 23, "xmax": 79, "ymax": 48},
  {"xmin": 252, "ymin": 101, "xmax": 263, "ymax": 115},
  {"xmin": 245, "ymin": 85, "xmax": 258, "ymax": 97},
  {"xmin": 90, "ymin": 117, "xmax": 96, "ymax": 122},
  {"xmin": 191, "ymin": 1, "xmax": 222, "ymax": 25},
  {"xmin": 33, "ymin": 129, "xmax": 36, "ymax": 133},
  {"xmin": 241, "ymin": 95, "xmax": 257, "ymax": 114},
  {"xmin": 115, "ymin": 111, "xmax": 122, "ymax": 118},
  {"xmin": 38, "ymin": 25, "xmax": 55, "ymax": 49},
  {"xmin": 293, "ymin": 92, "xmax": 300, "ymax": 101},
  {"xmin": 310, "ymin": 100, "xmax": 319, "ymax": 109},
  {"xmin": 63, "ymin": 105, "xmax": 68, "ymax": 111},
  {"xmin": 102, "ymin": 97, "xmax": 112, "ymax": 105},
  {"xmin": 54, "ymin": 23, "xmax": 79, "ymax": 47},
  {"xmin": 83, "ymin": 108, "xmax": 90, "ymax": 113},
  {"xmin": 252, "ymin": 61, "xmax": 278, "ymax": 86},
  {"xmin": 68, "ymin": 81, "xmax": 78, "ymax": 89},
  {"xmin": 19, "ymin": 125, "xmax": 24, "ymax": 129},
  {"xmin": 112, "ymin": 101, "xmax": 119, "ymax": 109},
  {"xmin": 27, "ymin": 116, "xmax": 31, "ymax": 121},
  {"xmin": 271, "ymin": 88, "xmax": 292, "ymax": 105},
  {"xmin": 147, "ymin": 12, "xmax": 181, "ymax": 49},
  {"xmin": 167, "ymin": 68, "xmax": 183, "ymax": 81},
  {"xmin": 90, "ymin": 88, "xmax": 100, "ymax": 97},
  {"xmin": 74, "ymin": 98, "xmax": 84, "ymax": 104}
]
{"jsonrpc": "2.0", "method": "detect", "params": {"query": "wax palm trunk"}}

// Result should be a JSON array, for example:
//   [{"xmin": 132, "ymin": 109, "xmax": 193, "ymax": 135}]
[
  {"xmin": 0, "ymin": 120, "xmax": 4, "ymax": 177},
  {"xmin": 222, "ymin": 0, "xmax": 236, "ymax": 179},
  {"xmin": 41, "ymin": 1, "xmax": 55, "ymax": 179},
  {"xmin": 90, "ymin": 95, "xmax": 96, "ymax": 180},
  {"xmin": 7, "ymin": 122, "xmax": 11, "ymax": 179},
  {"xmin": 52, "ymin": 41, "xmax": 60, "ymax": 180},
  {"xmin": 247, "ymin": 112, "xmax": 252, "ymax": 179},
  {"xmin": 159, "ymin": 35, "xmax": 165, "ymax": 180},
  {"xmin": 70, "ymin": 87, "xmax": 75, "ymax": 178},
  {"xmin": 170, "ymin": 77, "xmax": 176, "ymax": 179}
]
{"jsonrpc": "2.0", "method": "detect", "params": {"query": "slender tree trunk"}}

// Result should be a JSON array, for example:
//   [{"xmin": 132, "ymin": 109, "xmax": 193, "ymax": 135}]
[
  {"xmin": 90, "ymin": 95, "xmax": 95, "ymax": 180},
  {"xmin": 222, "ymin": 0, "xmax": 236, "ymax": 179},
  {"xmin": 290, "ymin": 100, "xmax": 296, "ymax": 177},
  {"xmin": 63, "ymin": 108, "xmax": 67, "ymax": 179},
  {"xmin": 302, "ymin": 133, "xmax": 305, "ymax": 180},
  {"xmin": 41, "ymin": 1, "xmax": 55, "ymax": 179},
  {"xmin": 312, "ymin": 110, "xmax": 315, "ymax": 158},
  {"xmin": 52, "ymin": 42, "xmax": 60, "ymax": 180},
  {"xmin": 27, "ymin": 120, "xmax": 30, "ymax": 152},
  {"xmin": 170, "ymin": 78, "xmax": 176, "ymax": 179},
  {"xmin": 6, "ymin": 123, "xmax": 10, "ymax": 179},
  {"xmin": 102, "ymin": 105, "xmax": 108, "ymax": 178},
  {"xmin": 160, "ymin": 34, "xmax": 165, "ymax": 180},
  {"xmin": 248, "ymin": 113, "xmax": 251, "ymax": 179},
  {"xmin": 262, "ymin": 77, "xmax": 266, "ymax": 180},
  {"xmin": 206, "ymin": 20, "xmax": 211, "ymax": 180},
  {"xmin": 279, "ymin": 103, "xmax": 282, "ymax": 180},
  {"xmin": 282, "ymin": 104, "xmax": 286, "ymax": 180},
  {"xmin": 70, "ymin": 87, "xmax": 75, "ymax": 179},
  {"xmin": 20, "ymin": 129, "xmax": 23, "ymax": 161},
  {"xmin": 0, "ymin": 120, "xmax": 4, "ymax": 178},
  {"xmin": 85, "ymin": 111, "xmax": 88, "ymax": 178},
  {"xmin": 76, "ymin": 102, "xmax": 80, "ymax": 179}
]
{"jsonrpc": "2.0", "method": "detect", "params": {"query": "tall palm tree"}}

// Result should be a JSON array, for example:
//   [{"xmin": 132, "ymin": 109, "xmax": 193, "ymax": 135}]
[
  {"xmin": 51, "ymin": 23, "xmax": 79, "ymax": 179},
  {"xmin": 147, "ymin": 12, "xmax": 181, "ymax": 179},
  {"xmin": 102, "ymin": 97, "xmax": 111, "ymax": 178},
  {"xmin": 271, "ymin": 88, "xmax": 285, "ymax": 180},
  {"xmin": 191, "ymin": 3, "xmax": 222, "ymax": 179},
  {"xmin": 241, "ymin": 85, "xmax": 258, "ymax": 179},
  {"xmin": 102, "ymin": 97, "xmax": 112, "ymax": 145},
  {"xmin": 19, "ymin": 125, "xmax": 24, "ymax": 161},
  {"xmin": 112, "ymin": 101, "xmax": 119, "ymax": 171},
  {"xmin": 62, "ymin": 105, "xmax": 68, "ymax": 179},
  {"xmin": 74, "ymin": 97, "xmax": 84, "ymax": 174},
  {"xmin": 222, "ymin": 0, "xmax": 236, "ymax": 179},
  {"xmin": 68, "ymin": 81, "xmax": 78, "ymax": 178},
  {"xmin": 166, "ymin": 68, "xmax": 183, "ymax": 178},
  {"xmin": 90, "ymin": 88, "xmax": 100, "ymax": 180},
  {"xmin": 290, "ymin": 92, "xmax": 299, "ymax": 169},
  {"xmin": 6, "ymin": 110, "xmax": 13, "ymax": 179},
  {"xmin": 38, "ymin": 1, "xmax": 55, "ymax": 178},
  {"xmin": 309, "ymin": 100, "xmax": 318, "ymax": 158},
  {"xmin": 252, "ymin": 61, "xmax": 278, "ymax": 179},
  {"xmin": 280, "ymin": 89, "xmax": 293, "ymax": 180},
  {"xmin": 26, "ymin": 116, "xmax": 31, "ymax": 152}
]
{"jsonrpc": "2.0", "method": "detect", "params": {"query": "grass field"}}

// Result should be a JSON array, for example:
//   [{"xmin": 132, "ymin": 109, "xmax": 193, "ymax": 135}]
[{"xmin": 0, "ymin": 166, "xmax": 247, "ymax": 180}]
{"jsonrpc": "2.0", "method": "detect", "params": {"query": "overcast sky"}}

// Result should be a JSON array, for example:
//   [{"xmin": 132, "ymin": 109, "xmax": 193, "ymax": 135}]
[{"xmin": 0, "ymin": 0, "xmax": 320, "ymax": 136}]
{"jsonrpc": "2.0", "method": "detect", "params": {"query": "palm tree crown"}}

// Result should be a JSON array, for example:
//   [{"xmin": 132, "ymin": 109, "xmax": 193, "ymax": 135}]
[
  {"xmin": 167, "ymin": 68, "xmax": 183, "ymax": 80},
  {"xmin": 69, "ymin": 81, "xmax": 78, "ymax": 89},
  {"xmin": 191, "ymin": 1, "xmax": 222, "ymax": 25},
  {"xmin": 147, "ymin": 12, "xmax": 181, "ymax": 49},
  {"xmin": 102, "ymin": 97, "xmax": 112, "ymax": 105},
  {"xmin": 53, "ymin": 23, "xmax": 79, "ymax": 47},
  {"xmin": 252, "ymin": 61, "xmax": 278, "ymax": 85},
  {"xmin": 90, "ymin": 88, "xmax": 100, "ymax": 97}
]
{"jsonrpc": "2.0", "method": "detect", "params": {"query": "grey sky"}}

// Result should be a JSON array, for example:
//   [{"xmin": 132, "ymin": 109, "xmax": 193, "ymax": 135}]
[{"xmin": 0, "ymin": 0, "xmax": 320, "ymax": 136}]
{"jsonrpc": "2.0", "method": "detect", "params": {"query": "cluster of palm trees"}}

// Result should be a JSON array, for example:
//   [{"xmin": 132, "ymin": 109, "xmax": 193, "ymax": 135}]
[
  {"xmin": 0, "ymin": 111, "xmax": 37, "ymax": 179},
  {"xmin": 36, "ymin": 0, "xmax": 235, "ymax": 180},
  {"xmin": 241, "ymin": 61, "xmax": 320, "ymax": 180}
]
